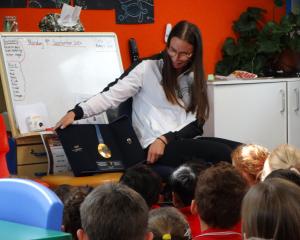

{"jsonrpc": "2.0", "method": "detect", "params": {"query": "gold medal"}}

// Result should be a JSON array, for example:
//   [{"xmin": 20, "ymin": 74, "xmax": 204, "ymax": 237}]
[{"xmin": 97, "ymin": 143, "xmax": 112, "ymax": 158}]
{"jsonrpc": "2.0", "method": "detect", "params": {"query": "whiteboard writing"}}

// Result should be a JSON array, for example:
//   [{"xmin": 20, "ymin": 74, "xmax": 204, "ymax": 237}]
[
  {"xmin": 45, "ymin": 39, "xmax": 84, "ymax": 48},
  {"xmin": 4, "ymin": 39, "xmax": 24, "ymax": 61},
  {"xmin": 27, "ymin": 39, "xmax": 44, "ymax": 47},
  {"xmin": 95, "ymin": 38, "xmax": 115, "ymax": 51},
  {"xmin": 8, "ymin": 62, "xmax": 25, "ymax": 101}
]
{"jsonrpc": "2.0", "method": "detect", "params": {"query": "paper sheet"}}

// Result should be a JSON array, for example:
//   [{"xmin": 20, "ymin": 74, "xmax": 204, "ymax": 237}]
[{"xmin": 57, "ymin": 3, "xmax": 82, "ymax": 27}]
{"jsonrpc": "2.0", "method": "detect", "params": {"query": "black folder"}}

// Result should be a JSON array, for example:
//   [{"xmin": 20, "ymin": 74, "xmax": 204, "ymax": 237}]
[{"xmin": 56, "ymin": 115, "xmax": 145, "ymax": 176}]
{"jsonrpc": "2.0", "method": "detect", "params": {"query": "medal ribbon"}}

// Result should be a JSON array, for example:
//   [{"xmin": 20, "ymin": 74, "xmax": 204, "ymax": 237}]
[{"xmin": 94, "ymin": 125, "xmax": 104, "ymax": 144}]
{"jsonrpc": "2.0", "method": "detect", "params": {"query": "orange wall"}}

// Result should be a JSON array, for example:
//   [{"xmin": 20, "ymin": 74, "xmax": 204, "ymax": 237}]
[{"xmin": 0, "ymin": 0, "xmax": 285, "ymax": 74}]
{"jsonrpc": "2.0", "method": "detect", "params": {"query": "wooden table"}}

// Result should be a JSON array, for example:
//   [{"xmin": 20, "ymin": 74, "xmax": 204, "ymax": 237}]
[{"xmin": 41, "ymin": 172, "xmax": 123, "ymax": 188}]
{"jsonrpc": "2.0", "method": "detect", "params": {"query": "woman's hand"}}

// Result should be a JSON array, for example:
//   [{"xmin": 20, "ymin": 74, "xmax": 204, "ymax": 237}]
[
  {"xmin": 54, "ymin": 111, "xmax": 75, "ymax": 130},
  {"xmin": 147, "ymin": 136, "xmax": 167, "ymax": 164}
]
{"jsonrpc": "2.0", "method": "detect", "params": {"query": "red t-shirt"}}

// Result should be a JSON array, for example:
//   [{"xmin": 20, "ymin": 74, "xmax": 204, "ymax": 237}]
[
  {"xmin": 151, "ymin": 204, "xmax": 161, "ymax": 209},
  {"xmin": 179, "ymin": 206, "xmax": 201, "ymax": 237},
  {"xmin": 193, "ymin": 227, "xmax": 242, "ymax": 240}
]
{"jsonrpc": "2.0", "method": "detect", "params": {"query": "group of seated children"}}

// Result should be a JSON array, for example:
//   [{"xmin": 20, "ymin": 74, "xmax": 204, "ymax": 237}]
[{"xmin": 53, "ymin": 143, "xmax": 300, "ymax": 240}]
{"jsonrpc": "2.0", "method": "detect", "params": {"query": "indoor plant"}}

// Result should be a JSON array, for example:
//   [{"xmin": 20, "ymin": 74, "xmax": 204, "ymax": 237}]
[{"xmin": 215, "ymin": 5, "xmax": 300, "ymax": 77}]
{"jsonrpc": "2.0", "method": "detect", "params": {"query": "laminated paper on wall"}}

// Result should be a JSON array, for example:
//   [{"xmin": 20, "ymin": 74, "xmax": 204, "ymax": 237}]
[{"xmin": 115, "ymin": 0, "xmax": 154, "ymax": 24}]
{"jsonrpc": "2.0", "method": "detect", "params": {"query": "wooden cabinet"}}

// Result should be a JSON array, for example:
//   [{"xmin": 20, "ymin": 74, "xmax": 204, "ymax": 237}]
[
  {"xmin": 203, "ymin": 78, "xmax": 300, "ymax": 150},
  {"xmin": 15, "ymin": 135, "xmax": 48, "ymax": 178}
]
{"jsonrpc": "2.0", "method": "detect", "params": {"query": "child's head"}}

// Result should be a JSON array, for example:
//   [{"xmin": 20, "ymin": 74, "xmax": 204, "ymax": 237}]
[
  {"xmin": 170, "ymin": 161, "xmax": 208, "ymax": 207},
  {"xmin": 265, "ymin": 168, "xmax": 300, "ymax": 186},
  {"xmin": 63, "ymin": 186, "xmax": 93, "ymax": 240},
  {"xmin": 261, "ymin": 144, "xmax": 300, "ymax": 180},
  {"xmin": 148, "ymin": 207, "xmax": 191, "ymax": 240},
  {"xmin": 231, "ymin": 144, "xmax": 270, "ymax": 184},
  {"xmin": 53, "ymin": 184, "xmax": 74, "ymax": 204},
  {"xmin": 193, "ymin": 162, "xmax": 248, "ymax": 230},
  {"xmin": 120, "ymin": 164, "xmax": 162, "ymax": 207},
  {"xmin": 242, "ymin": 178, "xmax": 300, "ymax": 240},
  {"xmin": 78, "ymin": 183, "xmax": 151, "ymax": 240}
]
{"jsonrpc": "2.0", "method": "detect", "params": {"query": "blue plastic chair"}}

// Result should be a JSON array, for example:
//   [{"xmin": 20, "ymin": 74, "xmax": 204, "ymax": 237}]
[{"xmin": 0, "ymin": 178, "xmax": 63, "ymax": 230}]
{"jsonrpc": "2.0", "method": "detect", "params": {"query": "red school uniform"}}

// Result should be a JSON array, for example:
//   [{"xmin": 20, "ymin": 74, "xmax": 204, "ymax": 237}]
[
  {"xmin": 193, "ymin": 227, "xmax": 242, "ymax": 240},
  {"xmin": 151, "ymin": 204, "xmax": 161, "ymax": 210},
  {"xmin": 179, "ymin": 206, "xmax": 201, "ymax": 237}
]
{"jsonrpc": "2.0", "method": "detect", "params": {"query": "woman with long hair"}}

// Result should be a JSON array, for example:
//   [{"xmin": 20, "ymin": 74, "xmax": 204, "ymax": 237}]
[{"xmin": 55, "ymin": 20, "xmax": 240, "ymax": 170}]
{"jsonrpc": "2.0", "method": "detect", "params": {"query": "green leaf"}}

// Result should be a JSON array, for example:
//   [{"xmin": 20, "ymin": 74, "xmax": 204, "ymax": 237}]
[
  {"xmin": 274, "ymin": 0, "xmax": 283, "ymax": 7},
  {"xmin": 232, "ymin": 8, "xmax": 265, "ymax": 37},
  {"xmin": 258, "ymin": 39, "xmax": 281, "ymax": 53},
  {"xmin": 295, "ymin": 15, "xmax": 300, "ymax": 26},
  {"xmin": 247, "ymin": 7, "xmax": 267, "ymax": 20},
  {"xmin": 222, "ymin": 38, "xmax": 238, "ymax": 56},
  {"xmin": 280, "ymin": 14, "xmax": 295, "ymax": 27},
  {"xmin": 253, "ymin": 55, "xmax": 268, "ymax": 74},
  {"xmin": 215, "ymin": 60, "xmax": 234, "ymax": 75},
  {"xmin": 288, "ymin": 37, "xmax": 300, "ymax": 52},
  {"xmin": 237, "ymin": 38, "xmax": 257, "ymax": 56},
  {"xmin": 261, "ymin": 21, "xmax": 278, "ymax": 33},
  {"xmin": 239, "ymin": 62, "xmax": 253, "ymax": 73}
]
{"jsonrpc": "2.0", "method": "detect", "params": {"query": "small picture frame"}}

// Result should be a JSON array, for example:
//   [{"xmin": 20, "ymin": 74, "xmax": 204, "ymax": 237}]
[{"xmin": 286, "ymin": 0, "xmax": 300, "ymax": 14}]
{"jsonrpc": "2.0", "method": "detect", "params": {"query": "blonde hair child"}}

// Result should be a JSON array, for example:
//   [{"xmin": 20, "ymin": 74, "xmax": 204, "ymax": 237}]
[{"xmin": 261, "ymin": 144, "xmax": 300, "ymax": 181}]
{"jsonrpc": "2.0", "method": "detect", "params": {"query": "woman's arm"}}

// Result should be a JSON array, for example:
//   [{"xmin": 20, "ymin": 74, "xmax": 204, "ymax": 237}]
[
  {"xmin": 163, "ymin": 119, "xmax": 204, "ymax": 143},
  {"xmin": 54, "ymin": 62, "xmax": 144, "ymax": 129},
  {"xmin": 146, "ymin": 120, "xmax": 204, "ymax": 164},
  {"xmin": 79, "ymin": 62, "xmax": 144, "ymax": 119}
]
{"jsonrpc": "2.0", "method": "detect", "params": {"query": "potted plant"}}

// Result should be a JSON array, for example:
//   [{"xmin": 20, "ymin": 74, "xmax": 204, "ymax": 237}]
[{"xmin": 215, "ymin": 5, "xmax": 300, "ymax": 77}]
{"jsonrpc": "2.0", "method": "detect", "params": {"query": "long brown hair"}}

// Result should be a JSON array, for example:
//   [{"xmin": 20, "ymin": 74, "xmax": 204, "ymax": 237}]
[
  {"xmin": 162, "ymin": 20, "xmax": 209, "ymax": 121},
  {"xmin": 242, "ymin": 178, "xmax": 300, "ymax": 240}
]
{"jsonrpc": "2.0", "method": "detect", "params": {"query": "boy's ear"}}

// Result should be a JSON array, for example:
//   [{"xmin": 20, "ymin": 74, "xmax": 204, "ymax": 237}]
[
  {"xmin": 191, "ymin": 199, "xmax": 198, "ymax": 215},
  {"xmin": 77, "ymin": 228, "xmax": 88, "ymax": 240},
  {"xmin": 145, "ymin": 231, "xmax": 154, "ymax": 240}
]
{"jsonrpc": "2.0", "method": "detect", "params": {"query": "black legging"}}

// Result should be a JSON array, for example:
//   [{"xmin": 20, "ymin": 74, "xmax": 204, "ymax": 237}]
[{"xmin": 148, "ymin": 137, "xmax": 241, "ymax": 168}]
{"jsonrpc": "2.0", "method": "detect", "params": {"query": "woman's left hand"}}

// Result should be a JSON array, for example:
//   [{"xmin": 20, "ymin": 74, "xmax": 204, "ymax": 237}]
[{"xmin": 147, "ymin": 137, "xmax": 167, "ymax": 164}]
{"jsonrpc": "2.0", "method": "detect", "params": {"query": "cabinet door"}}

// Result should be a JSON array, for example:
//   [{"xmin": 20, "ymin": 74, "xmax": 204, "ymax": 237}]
[
  {"xmin": 204, "ymin": 82, "xmax": 287, "ymax": 149},
  {"xmin": 287, "ymin": 81, "xmax": 300, "ymax": 148}
]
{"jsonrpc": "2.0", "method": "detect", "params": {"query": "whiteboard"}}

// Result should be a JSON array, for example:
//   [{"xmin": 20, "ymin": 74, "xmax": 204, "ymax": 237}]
[{"xmin": 0, "ymin": 32, "xmax": 123, "ymax": 136}]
